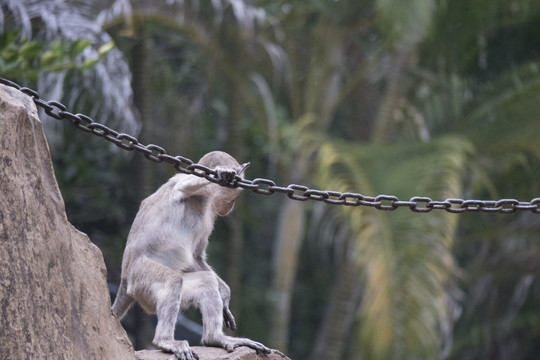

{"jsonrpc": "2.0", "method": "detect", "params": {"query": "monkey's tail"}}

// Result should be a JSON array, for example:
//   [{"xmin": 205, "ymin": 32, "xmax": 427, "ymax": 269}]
[{"xmin": 111, "ymin": 279, "xmax": 134, "ymax": 320}]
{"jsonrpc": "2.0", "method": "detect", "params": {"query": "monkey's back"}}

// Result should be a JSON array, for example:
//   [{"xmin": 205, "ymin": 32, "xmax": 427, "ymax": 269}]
[{"xmin": 121, "ymin": 174, "xmax": 214, "ymax": 276}]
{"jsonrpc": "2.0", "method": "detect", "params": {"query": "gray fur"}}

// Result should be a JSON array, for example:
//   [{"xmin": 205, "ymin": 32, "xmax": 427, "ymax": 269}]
[{"xmin": 112, "ymin": 151, "xmax": 269, "ymax": 360}]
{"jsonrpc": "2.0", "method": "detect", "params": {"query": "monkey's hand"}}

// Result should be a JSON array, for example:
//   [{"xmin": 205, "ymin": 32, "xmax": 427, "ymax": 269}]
[
  {"xmin": 215, "ymin": 166, "xmax": 237, "ymax": 185},
  {"xmin": 223, "ymin": 306, "xmax": 237, "ymax": 331}
]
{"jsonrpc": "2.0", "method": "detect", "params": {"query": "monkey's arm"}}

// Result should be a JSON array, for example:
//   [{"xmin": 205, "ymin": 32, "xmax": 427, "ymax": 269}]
[
  {"xmin": 173, "ymin": 175, "xmax": 212, "ymax": 197},
  {"xmin": 174, "ymin": 167, "xmax": 239, "ymax": 199}
]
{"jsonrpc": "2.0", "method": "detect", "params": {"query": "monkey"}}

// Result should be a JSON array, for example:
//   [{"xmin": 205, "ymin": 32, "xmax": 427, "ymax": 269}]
[{"xmin": 112, "ymin": 151, "xmax": 271, "ymax": 360}]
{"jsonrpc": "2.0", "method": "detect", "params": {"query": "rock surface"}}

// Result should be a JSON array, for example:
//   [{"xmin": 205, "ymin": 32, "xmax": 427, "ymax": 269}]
[
  {"xmin": 136, "ymin": 347, "xmax": 290, "ymax": 360},
  {"xmin": 0, "ymin": 84, "xmax": 135, "ymax": 359}
]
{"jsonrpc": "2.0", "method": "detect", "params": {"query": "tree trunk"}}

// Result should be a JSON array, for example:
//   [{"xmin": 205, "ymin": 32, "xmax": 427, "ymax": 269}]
[
  {"xmin": 371, "ymin": 49, "xmax": 414, "ymax": 143},
  {"xmin": 269, "ymin": 199, "xmax": 306, "ymax": 350},
  {"xmin": 224, "ymin": 81, "xmax": 246, "ymax": 323},
  {"xmin": 310, "ymin": 241, "xmax": 364, "ymax": 360},
  {"xmin": 268, "ymin": 22, "xmax": 345, "ymax": 352},
  {"xmin": 131, "ymin": 25, "xmax": 155, "ymax": 350}
]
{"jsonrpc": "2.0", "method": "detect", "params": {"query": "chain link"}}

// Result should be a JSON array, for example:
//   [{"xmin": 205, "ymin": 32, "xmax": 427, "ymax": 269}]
[{"xmin": 3, "ymin": 77, "xmax": 540, "ymax": 214}]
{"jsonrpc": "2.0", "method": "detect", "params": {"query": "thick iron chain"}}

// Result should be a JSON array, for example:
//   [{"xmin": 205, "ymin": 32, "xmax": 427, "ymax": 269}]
[{"xmin": 2, "ymin": 77, "xmax": 539, "ymax": 214}]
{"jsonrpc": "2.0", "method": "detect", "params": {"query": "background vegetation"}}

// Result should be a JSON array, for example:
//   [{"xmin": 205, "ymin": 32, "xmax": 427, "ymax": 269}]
[{"xmin": 2, "ymin": 0, "xmax": 540, "ymax": 359}]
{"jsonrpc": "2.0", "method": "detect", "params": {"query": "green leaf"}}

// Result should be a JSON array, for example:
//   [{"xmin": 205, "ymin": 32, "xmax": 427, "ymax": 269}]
[
  {"xmin": 18, "ymin": 42, "xmax": 43, "ymax": 59},
  {"xmin": 0, "ymin": 31, "xmax": 19, "ymax": 50},
  {"xmin": 97, "ymin": 41, "xmax": 115, "ymax": 57},
  {"xmin": 83, "ymin": 58, "xmax": 99, "ymax": 68},
  {"xmin": 69, "ymin": 40, "xmax": 90, "ymax": 59},
  {"xmin": 40, "ymin": 50, "xmax": 56, "ymax": 67}
]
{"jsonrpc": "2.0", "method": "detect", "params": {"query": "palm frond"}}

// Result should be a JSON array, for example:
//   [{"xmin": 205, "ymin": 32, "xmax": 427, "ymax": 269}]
[
  {"xmin": 456, "ymin": 61, "xmax": 540, "ymax": 154},
  {"xmin": 317, "ymin": 135, "xmax": 473, "ymax": 359}
]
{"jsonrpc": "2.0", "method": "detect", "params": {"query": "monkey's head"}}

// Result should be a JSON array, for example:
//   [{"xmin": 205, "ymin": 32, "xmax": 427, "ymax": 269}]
[{"xmin": 198, "ymin": 151, "xmax": 250, "ymax": 216}]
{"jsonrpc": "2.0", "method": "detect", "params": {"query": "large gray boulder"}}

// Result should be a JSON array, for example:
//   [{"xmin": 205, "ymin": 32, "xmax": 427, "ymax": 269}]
[{"xmin": 0, "ymin": 84, "xmax": 135, "ymax": 359}]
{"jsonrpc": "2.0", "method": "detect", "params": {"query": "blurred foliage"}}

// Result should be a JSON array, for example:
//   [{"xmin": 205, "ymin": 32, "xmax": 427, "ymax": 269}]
[
  {"xmin": 314, "ymin": 136, "xmax": 471, "ymax": 359},
  {"xmin": 3, "ymin": 0, "xmax": 540, "ymax": 360},
  {"xmin": 0, "ymin": 30, "xmax": 113, "ymax": 83},
  {"xmin": 51, "ymin": 126, "xmax": 137, "ymax": 267}
]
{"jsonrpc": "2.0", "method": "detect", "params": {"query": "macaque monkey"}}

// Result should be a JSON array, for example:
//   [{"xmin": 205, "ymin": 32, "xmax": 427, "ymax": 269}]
[{"xmin": 112, "ymin": 151, "xmax": 270, "ymax": 360}]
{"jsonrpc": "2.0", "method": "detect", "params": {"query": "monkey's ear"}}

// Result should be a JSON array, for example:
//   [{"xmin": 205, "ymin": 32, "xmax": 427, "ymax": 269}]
[
  {"xmin": 237, "ymin": 162, "xmax": 250, "ymax": 175},
  {"xmin": 218, "ymin": 200, "xmax": 236, "ymax": 216}
]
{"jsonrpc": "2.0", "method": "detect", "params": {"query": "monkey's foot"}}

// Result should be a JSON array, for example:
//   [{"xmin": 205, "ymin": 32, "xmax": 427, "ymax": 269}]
[
  {"xmin": 223, "ymin": 306, "xmax": 237, "ymax": 331},
  {"xmin": 153, "ymin": 339, "xmax": 199, "ymax": 360},
  {"xmin": 204, "ymin": 336, "xmax": 271, "ymax": 355}
]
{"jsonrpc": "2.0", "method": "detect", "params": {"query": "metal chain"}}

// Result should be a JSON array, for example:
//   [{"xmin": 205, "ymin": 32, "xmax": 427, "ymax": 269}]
[{"xmin": 2, "ymin": 77, "xmax": 540, "ymax": 214}]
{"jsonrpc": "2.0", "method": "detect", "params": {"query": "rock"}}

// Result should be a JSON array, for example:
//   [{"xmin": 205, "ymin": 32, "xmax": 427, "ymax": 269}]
[
  {"xmin": 136, "ymin": 347, "xmax": 291, "ymax": 360},
  {"xmin": 0, "ymin": 84, "xmax": 135, "ymax": 359}
]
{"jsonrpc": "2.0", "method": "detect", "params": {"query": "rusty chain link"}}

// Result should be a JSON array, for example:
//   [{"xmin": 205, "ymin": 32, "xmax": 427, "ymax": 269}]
[{"xmin": 2, "ymin": 77, "xmax": 540, "ymax": 214}]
